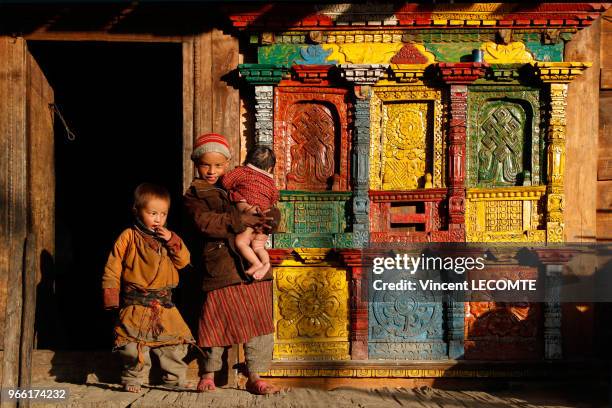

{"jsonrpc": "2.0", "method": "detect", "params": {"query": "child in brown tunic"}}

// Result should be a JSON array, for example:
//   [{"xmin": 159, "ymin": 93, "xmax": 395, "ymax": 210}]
[
  {"xmin": 103, "ymin": 183, "xmax": 194, "ymax": 393},
  {"xmin": 184, "ymin": 133, "xmax": 281, "ymax": 395}
]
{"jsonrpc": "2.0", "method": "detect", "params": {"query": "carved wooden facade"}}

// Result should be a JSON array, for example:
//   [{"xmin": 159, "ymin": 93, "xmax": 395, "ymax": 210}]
[{"xmin": 233, "ymin": 2, "xmax": 605, "ymax": 375}]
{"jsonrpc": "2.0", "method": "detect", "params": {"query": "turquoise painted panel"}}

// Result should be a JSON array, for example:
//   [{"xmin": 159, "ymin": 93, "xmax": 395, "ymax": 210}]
[
  {"xmin": 258, "ymin": 44, "xmax": 336, "ymax": 67},
  {"xmin": 525, "ymin": 42, "xmax": 564, "ymax": 62}
]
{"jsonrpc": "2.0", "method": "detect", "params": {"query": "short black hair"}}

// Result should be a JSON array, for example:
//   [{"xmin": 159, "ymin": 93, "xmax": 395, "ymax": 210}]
[
  {"xmin": 133, "ymin": 183, "xmax": 170, "ymax": 210},
  {"xmin": 245, "ymin": 147, "xmax": 276, "ymax": 171}
]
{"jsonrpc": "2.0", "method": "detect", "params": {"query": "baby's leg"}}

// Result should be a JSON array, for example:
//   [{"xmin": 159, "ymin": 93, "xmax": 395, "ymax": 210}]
[
  {"xmin": 235, "ymin": 227, "xmax": 263, "ymax": 275},
  {"xmin": 251, "ymin": 233, "xmax": 271, "ymax": 280}
]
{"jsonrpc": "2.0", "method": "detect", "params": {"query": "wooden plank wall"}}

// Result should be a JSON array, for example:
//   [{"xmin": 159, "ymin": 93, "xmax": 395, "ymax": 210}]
[
  {"xmin": 0, "ymin": 36, "xmax": 28, "ymax": 406},
  {"xmin": 598, "ymin": 9, "xmax": 612, "ymax": 241},
  {"xmin": 565, "ymin": 18, "xmax": 602, "ymax": 242},
  {"xmin": 190, "ymin": 29, "xmax": 241, "ymax": 169}
]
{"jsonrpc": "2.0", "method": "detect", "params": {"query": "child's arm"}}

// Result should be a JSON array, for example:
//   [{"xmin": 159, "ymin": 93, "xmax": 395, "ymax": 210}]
[
  {"xmin": 164, "ymin": 231, "xmax": 190, "ymax": 269},
  {"xmin": 102, "ymin": 229, "xmax": 131, "ymax": 309},
  {"xmin": 184, "ymin": 189, "xmax": 247, "ymax": 239}
]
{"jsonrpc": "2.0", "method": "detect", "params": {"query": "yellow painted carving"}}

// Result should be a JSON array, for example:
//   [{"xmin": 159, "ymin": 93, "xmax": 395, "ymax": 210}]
[
  {"xmin": 431, "ymin": 3, "xmax": 517, "ymax": 20},
  {"xmin": 323, "ymin": 43, "xmax": 404, "ymax": 64},
  {"xmin": 481, "ymin": 41, "xmax": 534, "ymax": 63},
  {"xmin": 294, "ymin": 248, "xmax": 332, "ymax": 264},
  {"xmin": 370, "ymin": 87, "xmax": 444, "ymax": 190},
  {"xmin": 382, "ymin": 103, "xmax": 428, "ymax": 190},
  {"xmin": 466, "ymin": 186, "xmax": 546, "ymax": 242},
  {"xmin": 533, "ymin": 62, "xmax": 591, "ymax": 83},
  {"xmin": 273, "ymin": 266, "xmax": 349, "ymax": 360}
]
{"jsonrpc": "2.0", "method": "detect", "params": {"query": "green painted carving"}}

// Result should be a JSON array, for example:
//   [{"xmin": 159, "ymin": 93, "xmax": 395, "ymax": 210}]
[
  {"xmin": 238, "ymin": 64, "xmax": 287, "ymax": 85},
  {"xmin": 478, "ymin": 101, "xmax": 526, "ymax": 185},
  {"xmin": 258, "ymin": 45, "xmax": 302, "ymax": 67},
  {"xmin": 272, "ymin": 233, "xmax": 354, "ymax": 248},
  {"xmin": 467, "ymin": 87, "xmax": 542, "ymax": 188},
  {"xmin": 424, "ymin": 42, "xmax": 480, "ymax": 63},
  {"xmin": 274, "ymin": 191, "xmax": 352, "ymax": 248},
  {"xmin": 525, "ymin": 42, "xmax": 564, "ymax": 62}
]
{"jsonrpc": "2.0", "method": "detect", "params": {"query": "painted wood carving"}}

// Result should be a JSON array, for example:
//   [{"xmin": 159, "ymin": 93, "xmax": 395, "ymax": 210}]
[
  {"xmin": 274, "ymin": 86, "xmax": 351, "ymax": 191},
  {"xmin": 273, "ymin": 259, "xmax": 350, "ymax": 360}
]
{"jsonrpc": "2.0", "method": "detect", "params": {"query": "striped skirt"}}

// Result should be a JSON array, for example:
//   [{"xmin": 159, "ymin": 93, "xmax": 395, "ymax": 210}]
[{"xmin": 198, "ymin": 280, "xmax": 274, "ymax": 347}]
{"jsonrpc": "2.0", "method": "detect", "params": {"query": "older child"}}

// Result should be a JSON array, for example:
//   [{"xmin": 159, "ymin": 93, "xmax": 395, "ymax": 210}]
[
  {"xmin": 222, "ymin": 147, "xmax": 280, "ymax": 280},
  {"xmin": 103, "ymin": 183, "xmax": 194, "ymax": 393},
  {"xmin": 184, "ymin": 133, "xmax": 280, "ymax": 395}
]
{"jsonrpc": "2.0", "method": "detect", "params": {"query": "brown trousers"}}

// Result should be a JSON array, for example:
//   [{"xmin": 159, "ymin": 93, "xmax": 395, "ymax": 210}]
[
  {"xmin": 201, "ymin": 333, "xmax": 273, "ymax": 374},
  {"xmin": 117, "ymin": 343, "xmax": 188, "ymax": 386}
]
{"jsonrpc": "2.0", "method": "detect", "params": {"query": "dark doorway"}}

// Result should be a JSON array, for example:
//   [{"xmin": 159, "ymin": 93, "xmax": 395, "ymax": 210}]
[{"xmin": 28, "ymin": 41, "xmax": 183, "ymax": 349}]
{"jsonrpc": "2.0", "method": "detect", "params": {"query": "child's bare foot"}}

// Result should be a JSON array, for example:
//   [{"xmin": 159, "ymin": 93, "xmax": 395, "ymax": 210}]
[
  {"xmin": 123, "ymin": 383, "xmax": 141, "ymax": 393},
  {"xmin": 252, "ymin": 262, "xmax": 270, "ymax": 280},
  {"xmin": 197, "ymin": 374, "xmax": 216, "ymax": 392},
  {"xmin": 245, "ymin": 262, "xmax": 263, "ymax": 276}
]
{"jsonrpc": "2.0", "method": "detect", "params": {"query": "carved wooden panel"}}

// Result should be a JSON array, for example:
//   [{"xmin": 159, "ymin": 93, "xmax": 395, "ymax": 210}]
[
  {"xmin": 369, "ymin": 272, "xmax": 448, "ymax": 359},
  {"xmin": 465, "ymin": 267, "xmax": 542, "ymax": 360},
  {"xmin": 467, "ymin": 87, "xmax": 541, "ymax": 188},
  {"xmin": 370, "ymin": 87, "xmax": 444, "ymax": 190},
  {"xmin": 273, "ymin": 262, "xmax": 350, "ymax": 360},
  {"xmin": 466, "ymin": 186, "xmax": 547, "ymax": 242},
  {"xmin": 274, "ymin": 87, "xmax": 351, "ymax": 191},
  {"xmin": 273, "ymin": 191, "xmax": 353, "ymax": 248}
]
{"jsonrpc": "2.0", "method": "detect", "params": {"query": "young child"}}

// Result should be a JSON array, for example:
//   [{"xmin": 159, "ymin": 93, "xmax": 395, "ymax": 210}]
[
  {"xmin": 184, "ymin": 133, "xmax": 281, "ymax": 395},
  {"xmin": 102, "ymin": 183, "xmax": 194, "ymax": 393},
  {"xmin": 222, "ymin": 147, "xmax": 280, "ymax": 280}
]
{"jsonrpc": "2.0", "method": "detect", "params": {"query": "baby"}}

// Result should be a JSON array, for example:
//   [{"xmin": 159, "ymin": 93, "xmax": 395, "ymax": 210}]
[{"xmin": 222, "ymin": 147, "xmax": 280, "ymax": 280}]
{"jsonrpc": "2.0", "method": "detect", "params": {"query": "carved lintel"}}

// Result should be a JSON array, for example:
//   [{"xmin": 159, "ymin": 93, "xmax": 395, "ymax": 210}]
[
  {"xmin": 239, "ymin": 63, "xmax": 288, "ymax": 85},
  {"xmin": 533, "ymin": 62, "xmax": 591, "ymax": 83},
  {"xmin": 294, "ymin": 248, "xmax": 333, "ymax": 264},
  {"xmin": 339, "ymin": 63, "xmax": 388, "ymax": 85},
  {"xmin": 291, "ymin": 64, "xmax": 333, "ymax": 84},
  {"xmin": 389, "ymin": 63, "xmax": 430, "ymax": 83},
  {"xmin": 438, "ymin": 62, "xmax": 488, "ymax": 84},
  {"xmin": 486, "ymin": 63, "xmax": 526, "ymax": 82}
]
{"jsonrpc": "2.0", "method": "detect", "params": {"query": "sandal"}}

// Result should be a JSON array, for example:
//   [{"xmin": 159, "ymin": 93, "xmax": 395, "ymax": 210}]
[
  {"xmin": 246, "ymin": 380, "xmax": 280, "ymax": 395},
  {"xmin": 196, "ymin": 377, "xmax": 216, "ymax": 392},
  {"xmin": 123, "ymin": 383, "xmax": 142, "ymax": 393}
]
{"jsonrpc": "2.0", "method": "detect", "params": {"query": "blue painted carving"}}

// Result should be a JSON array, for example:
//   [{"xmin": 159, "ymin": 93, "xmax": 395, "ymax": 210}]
[
  {"xmin": 295, "ymin": 45, "xmax": 336, "ymax": 65},
  {"xmin": 369, "ymin": 271, "xmax": 449, "ymax": 359}
]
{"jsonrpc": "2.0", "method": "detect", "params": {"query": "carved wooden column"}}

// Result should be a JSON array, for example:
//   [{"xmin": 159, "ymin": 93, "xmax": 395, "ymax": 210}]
[
  {"xmin": 238, "ymin": 64, "xmax": 287, "ymax": 147},
  {"xmin": 534, "ymin": 248, "xmax": 578, "ymax": 360},
  {"xmin": 438, "ymin": 63, "xmax": 487, "ymax": 240},
  {"xmin": 533, "ymin": 62, "xmax": 590, "ymax": 242},
  {"xmin": 340, "ymin": 64, "xmax": 388, "ymax": 248},
  {"xmin": 338, "ymin": 249, "xmax": 368, "ymax": 360}
]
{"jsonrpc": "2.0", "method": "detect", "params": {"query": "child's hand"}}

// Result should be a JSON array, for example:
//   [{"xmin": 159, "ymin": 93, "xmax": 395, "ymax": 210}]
[{"xmin": 154, "ymin": 226, "xmax": 172, "ymax": 241}]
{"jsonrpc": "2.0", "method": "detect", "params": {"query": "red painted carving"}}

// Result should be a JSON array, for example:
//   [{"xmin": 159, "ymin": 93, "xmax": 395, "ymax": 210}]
[
  {"xmin": 274, "ymin": 87, "xmax": 351, "ymax": 191},
  {"xmin": 390, "ymin": 44, "xmax": 429, "ymax": 64},
  {"xmin": 291, "ymin": 64, "xmax": 332, "ymax": 84},
  {"xmin": 225, "ymin": 4, "xmax": 609, "ymax": 30},
  {"xmin": 447, "ymin": 84, "xmax": 470, "ymax": 230},
  {"xmin": 286, "ymin": 103, "xmax": 336, "ymax": 190},
  {"xmin": 368, "ymin": 189, "xmax": 463, "ymax": 242},
  {"xmin": 438, "ymin": 63, "xmax": 488, "ymax": 84},
  {"xmin": 464, "ymin": 266, "xmax": 542, "ymax": 360},
  {"xmin": 268, "ymin": 248, "xmax": 293, "ymax": 266},
  {"xmin": 338, "ymin": 249, "xmax": 368, "ymax": 360}
]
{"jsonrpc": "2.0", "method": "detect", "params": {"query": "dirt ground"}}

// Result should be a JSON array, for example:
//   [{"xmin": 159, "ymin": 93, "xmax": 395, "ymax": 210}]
[{"xmin": 25, "ymin": 380, "xmax": 608, "ymax": 408}]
